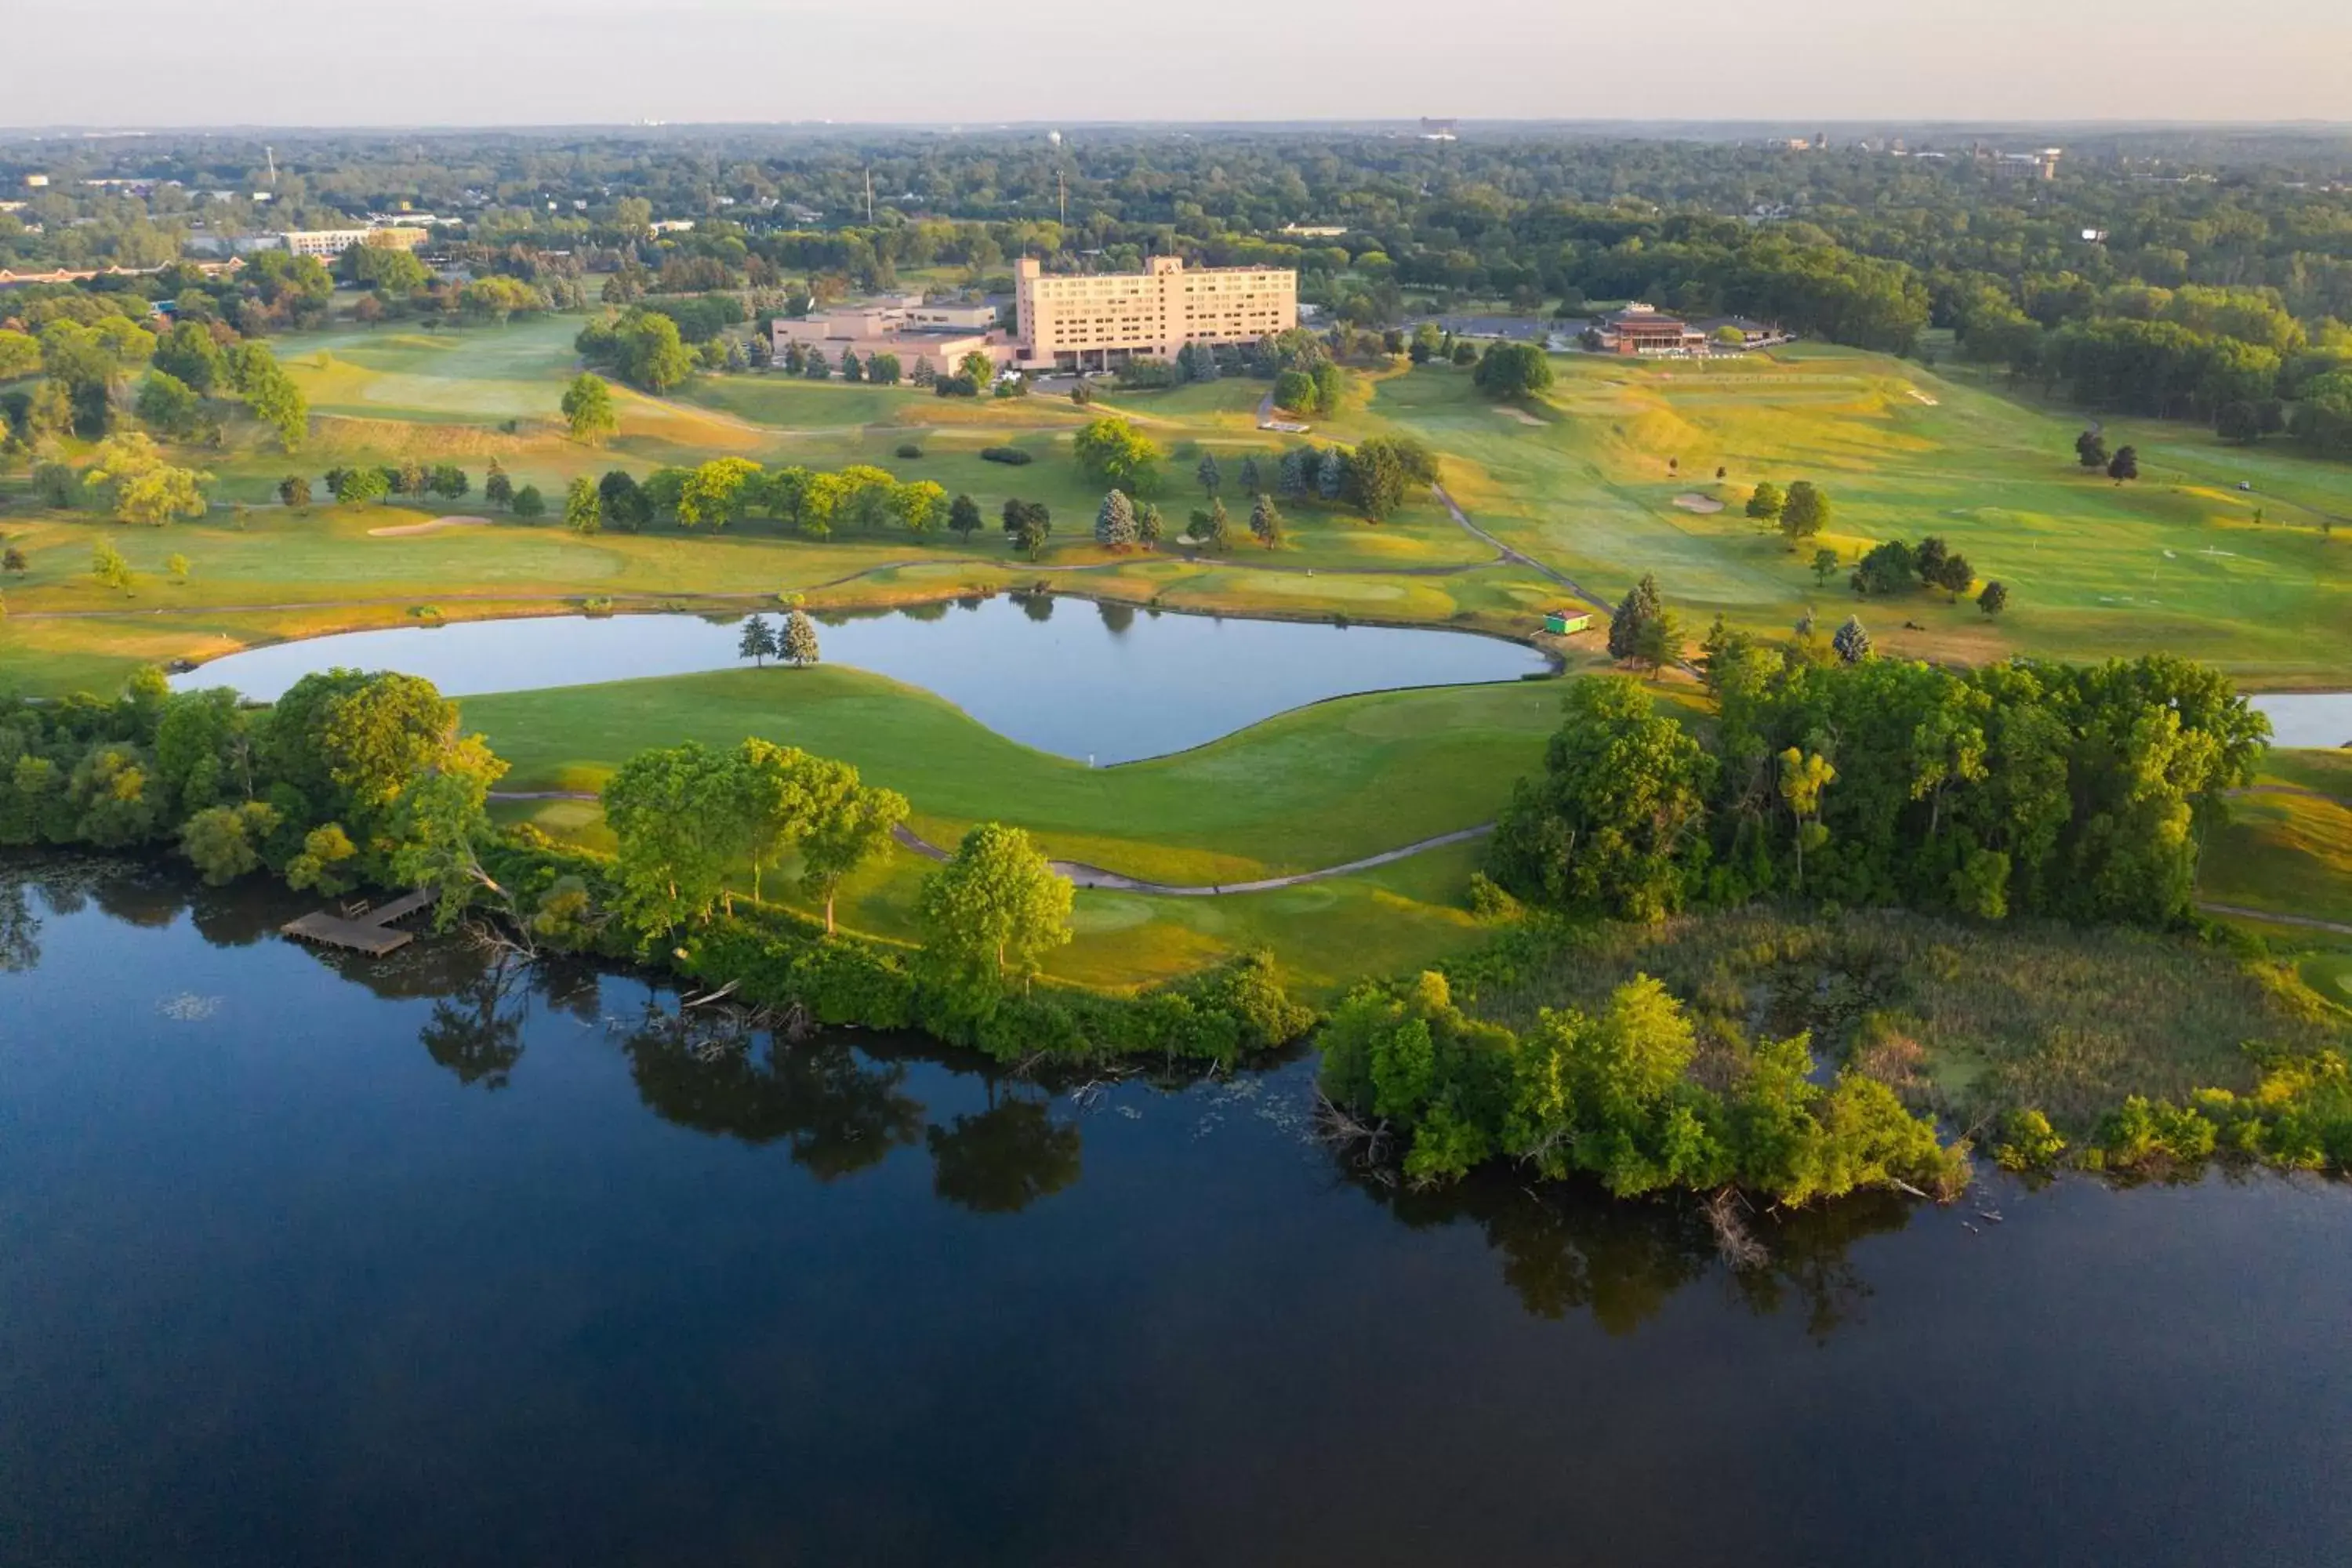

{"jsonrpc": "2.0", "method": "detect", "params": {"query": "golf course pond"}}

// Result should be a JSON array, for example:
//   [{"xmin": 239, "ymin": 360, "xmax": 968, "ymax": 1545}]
[
  {"xmin": 2253, "ymin": 690, "xmax": 2352, "ymax": 750},
  {"xmin": 5, "ymin": 857, "xmax": 2352, "ymax": 1567},
  {"xmin": 169, "ymin": 594, "xmax": 1553, "ymax": 764}
]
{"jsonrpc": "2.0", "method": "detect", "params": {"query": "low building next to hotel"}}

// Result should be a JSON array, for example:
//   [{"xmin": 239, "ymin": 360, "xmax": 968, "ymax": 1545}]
[
  {"xmin": 1012, "ymin": 256, "xmax": 1296, "ymax": 372},
  {"xmin": 270, "ymin": 226, "xmax": 432, "ymax": 259},
  {"xmin": 770, "ymin": 294, "xmax": 1013, "ymax": 379}
]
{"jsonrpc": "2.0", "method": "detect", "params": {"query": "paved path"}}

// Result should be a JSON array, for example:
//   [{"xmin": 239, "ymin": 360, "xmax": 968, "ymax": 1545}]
[
  {"xmin": 2198, "ymin": 902, "xmax": 2352, "ymax": 938},
  {"xmin": 1432, "ymin": 484, "xmax": 1611, "ymax": 615}
]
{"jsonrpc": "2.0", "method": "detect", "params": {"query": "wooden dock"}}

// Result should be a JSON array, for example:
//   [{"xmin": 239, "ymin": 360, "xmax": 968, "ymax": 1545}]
[{"xmin": 281, "ymin": 887, "xmax": 437, "ymax": 956}]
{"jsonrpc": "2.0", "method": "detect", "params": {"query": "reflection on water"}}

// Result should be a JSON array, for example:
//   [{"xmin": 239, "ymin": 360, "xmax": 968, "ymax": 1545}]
[
  {"xmin": 168, "ymin": 595, "xmax": 1552, "ymax": 764},
  {"xmin": 8, "ymin": 856, "xmax": 2352, "ymax": 1567}
]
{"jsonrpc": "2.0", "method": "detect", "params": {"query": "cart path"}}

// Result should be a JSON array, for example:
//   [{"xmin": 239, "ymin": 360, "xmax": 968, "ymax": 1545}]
[
  {"xmin": 489, "ymin": 790, "xmax": 1489, "ymax": 895},
  {"xmin": 1432, "ymin": 483, "xmax": 1613, "ymax": 614}
]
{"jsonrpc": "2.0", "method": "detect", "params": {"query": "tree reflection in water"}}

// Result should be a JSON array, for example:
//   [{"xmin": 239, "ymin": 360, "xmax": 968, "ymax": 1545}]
[
  {"xmin": 1352, "ymin": 1163, "xmax": 1909, "ymax": 1340},
  {"xmin": 927, "ymin": 1087, "xmax": 1083, "ymax": 1214},
  {"xmin": 418, "ymin": 956, "xmax": 530, "ymax": 1089},
  {"xmin": 619, "ymin": 1005, "xmax": 926, "ymax": 1181}
]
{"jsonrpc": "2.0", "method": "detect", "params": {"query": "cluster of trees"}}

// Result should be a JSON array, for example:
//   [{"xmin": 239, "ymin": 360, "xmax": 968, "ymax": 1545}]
[
  {"xmin": 1, "ymin": 308, "xmax": 305, "ymax": 457},
  {"xmin": 1743, "ymin": 478, "xmax": 1831, "ymax": 545},
  {"xmin": 575, "ymin": 310, "xmax": 698, "ymax": 393},
  {"xmin": 1849, "ymin": 534, "xmax": 1984, "ymax": 603},
  {"xmin": 735, "ymin": 609, "xmax": 822, "ymax": 668},
  {"xmin": 1490, "ymin": 646, "xmax": 2267, "ymax": 929},
  {"xmin": 1319, "ymin": 967, "xmax": 1964, "ymax": 1201},
  {"xmin": 0, "ymin": 669, "xmax": 508, "ymax": 929},
  {"xmin": 1254, "ymin": 435, "xmax": 1440, "ymax": 521},
  {"xmin": 1472, "ymin": 342, "xmax": 1555, "ymax": 400}
]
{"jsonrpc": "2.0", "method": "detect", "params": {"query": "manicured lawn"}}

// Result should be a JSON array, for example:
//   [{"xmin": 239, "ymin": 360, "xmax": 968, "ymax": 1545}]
[
  {"xmin": 1371, "ymin": 353, "xmax": 2352, "ymax": 684},
  {"xmin": 2202, "ymin": 788, "xmax": 2352, "ymax": 927}
]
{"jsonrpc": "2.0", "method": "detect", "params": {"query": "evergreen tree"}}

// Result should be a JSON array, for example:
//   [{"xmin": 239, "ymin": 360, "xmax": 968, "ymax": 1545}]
[
  {"xmin": 2107, "ymin": 445, "xmax": 2140, "ymax": 483},
  {"xmin": 1832, "ymin": 615, "xmax": 1873, "ymax": 663},
  {"xmin": 1196, "ymin": 451, "xmax": 1221, "ymax": 497},
  {"xmin": 511, "ymin": 484, "xmax": 546, "ymax": 520},
  {"xmin": 737, "ymin": 615, "xmax": 779, "ymax": 666},
  {"xmin": 1094, "ymin": 489, "xmax": 1138, "ymax": 550},
  {"xmin": 1276, "ymin": 448, "xmax": 1309, "ymax": 499},
  {"xmin": 1250, "ymin": 494, "xmax": 1285, "ymax": 548},
  {"xmin": 1977, "ymin": 579, "xmax": 2009, "ymax": 616},
  {"xmin": 1316, "ymin": 445, "xmax": 1348, "ymax": 502},
  {"xmin": 1239, "ymin": 455, "xmax": 1263, "ymax": 496},
  {"xmin": 564, "ymin": 475, "xmax": 602, "ymax": 535},
  {"xmin": 840, "ymin": 350, "xmax": 864, "ymax": 383},
  {"xmin": 2075, "ymin": 428, "xmax": 2108, "ymax": 469},
  {"xmin": 1134, "ymin": 499, "xmax": 1163, "ymax": 549},
  {"xmin": 1607, "ymin": 573, "xmax": 1664, "ymax": 662},
  {"xmin": 484, "ymin": 460, "xmax": 514, "ymax": 510},
  {"xmin": 782, "ymin": 609, "xmax": 822, "ymax": 666}
]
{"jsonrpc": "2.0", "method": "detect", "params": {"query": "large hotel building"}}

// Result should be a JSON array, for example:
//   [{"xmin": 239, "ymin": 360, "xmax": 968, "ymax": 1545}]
[
  {"xmin": 1011, "ymin": 256, "xmax": 1297, "ymax": 372},
  {"xmin": 775, "ymin": 256, "xmax": 1297, "ymax": 380}
]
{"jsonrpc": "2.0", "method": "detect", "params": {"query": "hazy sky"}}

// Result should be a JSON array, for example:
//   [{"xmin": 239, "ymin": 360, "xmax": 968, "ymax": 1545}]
[{"xmin": 8, "ymin": 0, "xmax": 2351, "ymax": 128}]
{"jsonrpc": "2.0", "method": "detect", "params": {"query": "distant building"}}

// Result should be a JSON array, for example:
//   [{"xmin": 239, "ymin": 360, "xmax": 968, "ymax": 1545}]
[
  {"xmin": 1012, "ymin": 256, "xmax": 1296, "ymax": 372},
  {"xmin": 1420, "ymin": 118, "xmax": 1459, "ymax": 141},
  {"xmin": 1991, "ymin": 148, "xmax": 2063, "ymax": 181},
  {"xmin": 23, "ymin": 174, "xmax": 48, "ymax": 189},
  {"xmin": 270, "ymin": 226, "xmax": 430, "ymax": 259},
  {"xmin": 1281, "ymin": 223, "xmax": 1350, "ymax": 238}
]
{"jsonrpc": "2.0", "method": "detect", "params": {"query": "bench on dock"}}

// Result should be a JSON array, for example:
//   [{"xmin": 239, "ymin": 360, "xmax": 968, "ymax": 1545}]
[{"xmin": 281, "ymin": 887, "xmax": 437, "ymax": 956}]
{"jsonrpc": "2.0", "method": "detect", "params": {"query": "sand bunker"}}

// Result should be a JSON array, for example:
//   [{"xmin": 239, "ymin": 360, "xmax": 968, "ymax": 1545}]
[
  {"xmin": 368, "ymin": 515, "xmax": 492, "ymax": 538},
  {"xmin": 1492, "ymin": 405, "xmax": 1544, "ymax": 426},
  {"xmin": 1671, "ymin": 493, "xmax": 1725, "ymax": 514}
]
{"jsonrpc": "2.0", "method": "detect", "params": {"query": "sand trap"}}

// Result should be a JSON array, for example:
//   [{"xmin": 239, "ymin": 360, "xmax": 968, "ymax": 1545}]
[
  {"xmin": 1907, "ymin": 389, "xmax": 1940, "ymax": 405},
  {"xmin": 1492, "ymin": 405, "xmax": 1544, "ymax": 426},
  {"xmin": 368, "ymin": 515, "xmax": 493, "ymax": 538},
  {"xmin": 1672, "ymin": 492, "xmax": 1725, "ymax": 514}
]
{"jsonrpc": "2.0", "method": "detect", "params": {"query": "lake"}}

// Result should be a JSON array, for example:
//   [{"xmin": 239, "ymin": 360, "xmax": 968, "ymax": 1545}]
[
  {"xmin": 2254, "ymin": 691, "xmax": 2352, "ymax": 750},
  {"xmin": 168, "ymin": 597, "xmax": 1553, "ymax": 764},
  {"xmin": 5, "ymin": 858, "xmax": 2352, "ymax": 1567}
]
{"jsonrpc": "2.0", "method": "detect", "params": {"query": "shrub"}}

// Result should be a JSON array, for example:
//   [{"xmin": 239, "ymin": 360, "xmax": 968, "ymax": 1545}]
[
  {"xmin": 979, "ymin": 446, "xmax": 1033, "ymax": 466},
  {"xmin": 895, "ymin": 442, "xmax": 924, "ymax": 459}
]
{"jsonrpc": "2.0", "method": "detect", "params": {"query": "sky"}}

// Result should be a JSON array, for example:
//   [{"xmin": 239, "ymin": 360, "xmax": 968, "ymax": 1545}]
[{"xmin": 6, "ymin": 0, "xmax": 2351, "ymax": 128}]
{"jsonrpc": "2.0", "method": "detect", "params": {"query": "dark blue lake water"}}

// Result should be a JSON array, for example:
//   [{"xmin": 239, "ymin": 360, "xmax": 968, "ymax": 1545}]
[{"xmin": 5, "ymin": 860, "xmax": 2351, "ymax": 1566}]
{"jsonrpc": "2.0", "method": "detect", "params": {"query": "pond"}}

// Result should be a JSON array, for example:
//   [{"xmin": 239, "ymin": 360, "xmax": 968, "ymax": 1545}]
[
  {"xmin": 169, "ymin": 597, "xmax": 1552, "ymax": 764},
  {"xmin": 2254, "ymin": 691, "xmax": 2352, "ymax": 750},
  {"xmin": 6, "ymin": 858, "xmax": 2352, "ymax": 1566}
]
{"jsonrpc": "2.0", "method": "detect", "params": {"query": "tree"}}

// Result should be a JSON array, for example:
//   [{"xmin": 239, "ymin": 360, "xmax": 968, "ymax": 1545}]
[
  {"xmin": 948, "ymin": 492, "xmax": 983, "ymax": 543},
  {"xmin": 335, "ymin": 465, "xmax": 390, "ymax": 506},
  {"xmin": 782, "ymin": 608, "xmax": 822, "ymax": 666},
  {"xmin": 1852, "ymin": 538, "xmax": 1916, "ymax": 595},
  {"xmin": 166, "ymin": 552, "xmax": 191, "ymax": 584},
  {"xmin": 1606, "ymin": 573, "xmax": 1664, "ymax": 662},
  {"xmin": 1003, "ymin": 498, "xmax": 1051, "ymax": 559},
  {"xmin": 1272, "ymin": 368, "xmax": 1317, "ymax": 413},
  {"xmin": 1779, "ymin": 480, "xmax": 1829, "ymax": 545},
  {"xmin": 737, "ymin": 614, "xmax": 779, "ymax": 666},
  {"xmin": 0, "ymin": 328, "xmax": 41, "ymax": 382},
  {"xmin": 178, "ymin": 800, "xmax": 281, "ymax": 886},
  {"xmin": 869, "ymin": 352, "xmax": 902, "ymax": 386},
  {"xmin": 1239, "ymin": 455, "xmax": 1264, "ymax": 496},
  {"xmin": 1196, "ymin": 452, "xmax": 1221, "ymax": 498},
  {"xmin": 511, "ymin": 484, "xmax": 546, "ymax": 520},
  {"xmin": 1073, "ymin": 416, "xmax": 1163, "ymax": 495},
  {"xmin": 1472, "ymin": 341, "xmax": 1554, "ymax": 400},
  {"xmin": 2075, "ymin": 428, "xmax": 2108, "ymax": 469},
  {"xmin": 1487, "ymin": 676, "xmax": 1713, "ymax": 921},
  {"xmin": 2, "ymin": 546, "xmax": 26, "ymax": 576},
  {"xmin": 676, "ymin": 457, "xmax": 762, "ymax": 528},
  {"xmin": 1746, "ymin": 480, "xmax": 1785, "ymax": 522},
  {"xmin": 891, "ymin": 479, "xmax": 949, "ymax": 535},
  {"xmin": 278, "ymin": 474, "xmax": 313, "ymax": 510},
  {"xmin": 916, "ymin": 822, "xmax": 1075, "ymax": 1001},
  {"xmin": 2107, "ymin": 445, "xmax": 2140, "ymax": 483},
  {"xmin": 1250, "ymin": 494, "xmax": 1286, "ymax": 548},
  {"xmin": 1633, "ymin": 606, "xmax": 1683, "ymax": 677},
  {"xmin": 1934, "ymin": 553, "xmax": 1974, "ymax": 601},
  {"xmin": 840, "ymin": 350, "xmax": 865, "ymax": 383},
  {"xmin": 564, "ymin": 475, "xmax": 602, "ymax": 535},
  {"xmin": 1094, "ymin": 489, "xmax": 1138, "ymax": 550},
  {"xmin": 1977, "ymin": 579, "xmax": 2009, "ymax": 616},
  {"xmin": 135, "ymin": 372, "xmax": 209, "ymax": 441},
  {"xmin": 800, "ymin": 776, "xmax": 911, "ymax": 935},
  {"xmin": 615, "ymin": 310, "xmax": 695, "ymax": 393},
  {"xmin": 601, "ymin": 741, "xmax": 755, "ymax": 934},
  {"xmin": 235, "ymin": 348, "xmax": 308, "ymax": 453},
  {"xmin": 483, "ymin": 462, "xmax": 514, "ymax": 510},
  {"xmin": 1134, "ymin": 499, "xmax": 1163, "ymax": 549},
  {"xmin": 91, "ymin": 539, "xmax": 134, "ymax": 594},
  {"xmin": 1777, "ymin": 747, "xmax": 1835, "ymax": 891},
  {"xmin": 560, "ymin": 373, "xmax": 619, "ymax": 446},
  {"xmin": 1832, "ymin": 615, "xmax": 1872, "ymax": 663},
  {"xmin": 1913, "ymin": 535, "xmax": 1950, "ymax": 589},
  {"xmin": 957, "ymin": 350, "xmax": 995, "ymax": 389},
  {"xmin": 1811, "ymin": 547, "xmax": 1840, "ymax": 586},
  {"xmin": 1196, "ymin": 499, "xmax": 1233, "ymax": 552},
  {"xmin": 82, "ymin": 434, "xmax": 209, "ymax": 525},
  {"xmin": 597, "ymin": 470, "xmax": 650, "ymax": 532}
]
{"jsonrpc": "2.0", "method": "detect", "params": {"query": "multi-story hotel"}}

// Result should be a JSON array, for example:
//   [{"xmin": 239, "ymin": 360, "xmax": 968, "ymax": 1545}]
[{"xmin": 1011, "ymin": 256, "xmax": 1296, "ymax": 372}]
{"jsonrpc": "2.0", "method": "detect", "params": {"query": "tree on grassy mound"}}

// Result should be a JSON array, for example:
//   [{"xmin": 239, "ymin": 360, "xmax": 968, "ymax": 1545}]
[
  {"xmin": 737, "ymin": 615, "xmax": 778, "ymax": 667},
  {"xmin": 782, "ymin": 609, "xmax": 822, "ymax": 666}
]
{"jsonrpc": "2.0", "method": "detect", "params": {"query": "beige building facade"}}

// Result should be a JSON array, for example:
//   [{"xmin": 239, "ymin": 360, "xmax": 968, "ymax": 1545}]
[
  {"xmin": 1012, "ymin": 256, "xmax": 1296, "ymax": 371},
  {"xmin": 770, "ymin": 294, "xmax": 1015, "ymax": 379}
]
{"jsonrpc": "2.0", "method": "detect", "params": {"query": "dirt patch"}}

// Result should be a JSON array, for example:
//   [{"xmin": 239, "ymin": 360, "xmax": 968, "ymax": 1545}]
[
  {"xmin": 1492, "ymin": 405, "xmax": 1545, "ymax": 427},
  {"xmin": 368, "ymin": 515, "xmax": 493, "ymax": 538},
  {"xmin": 1671, "ymin": 492, "xmax": 1725, "ymax": 514},
  {"xmin": 1907, "ymin": 388, "xmax": 1940, "ymax": 405}
]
